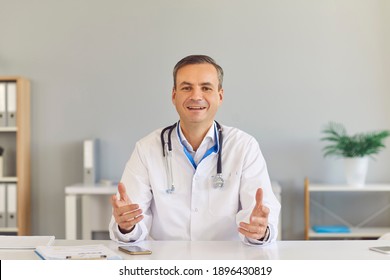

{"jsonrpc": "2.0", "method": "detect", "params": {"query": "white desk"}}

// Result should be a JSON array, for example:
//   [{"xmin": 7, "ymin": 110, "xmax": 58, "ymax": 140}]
[
  {"xmin": 1, "ymin": 240, "xmax": 390, "ymax": 260},
  {"xmin": 65, "ymin": 182, "xmax": 282, "ymax": 240},
  {"xmin": 65, "ymin": 184, "xmax": 117, "ymax": 240}
]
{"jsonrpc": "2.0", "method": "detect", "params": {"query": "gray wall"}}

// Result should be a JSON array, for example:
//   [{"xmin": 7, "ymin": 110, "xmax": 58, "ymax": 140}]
[{"xmin": 1, "ymin": 0, "xmax": 389, "ymax": 239}]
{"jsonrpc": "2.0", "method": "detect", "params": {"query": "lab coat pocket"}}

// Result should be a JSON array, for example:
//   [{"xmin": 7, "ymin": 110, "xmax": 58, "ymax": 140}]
[{"xmin": 208, "ymin": 174, "xmax": 240, "ymax": 217}]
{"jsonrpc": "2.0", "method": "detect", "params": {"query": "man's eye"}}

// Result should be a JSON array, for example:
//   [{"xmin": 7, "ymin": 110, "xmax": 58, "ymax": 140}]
[
  {"xmin": 181, "ymin": 87, "xmax": 191, "ymax": 91},
  {"xmin": 202, "ymin": 87, "xmax": 212, "ymax": 91}
]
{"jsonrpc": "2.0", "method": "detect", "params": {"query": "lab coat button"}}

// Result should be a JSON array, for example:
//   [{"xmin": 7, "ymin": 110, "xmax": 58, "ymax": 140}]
[{"xmin": 194, "ymin": 208, "xmax": 198, "ymax": 212}]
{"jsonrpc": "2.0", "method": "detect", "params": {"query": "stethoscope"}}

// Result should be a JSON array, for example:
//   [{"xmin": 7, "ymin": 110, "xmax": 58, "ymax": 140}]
[{"xmin": 160, "ymin": 121, "xmax": 224, "ymax": 194}]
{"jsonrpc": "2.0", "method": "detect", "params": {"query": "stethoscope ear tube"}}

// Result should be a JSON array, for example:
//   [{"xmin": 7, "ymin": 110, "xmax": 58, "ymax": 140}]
[
  {"xmin": 216, "ymin": 121, "xmax": 223, "ymax": 175},
  {"xmin": 160, "ymin": 123, "xmax": 176, "ymax": 157},
  {"xmin": 214, "ymin": 121, "xmax": 224, "ymax": 188}
]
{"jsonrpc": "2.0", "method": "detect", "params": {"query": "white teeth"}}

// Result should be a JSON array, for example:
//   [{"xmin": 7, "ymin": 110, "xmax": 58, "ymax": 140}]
[{"xmin": 188, "ymin": 106, "xmax": 205, "ymax": 109}]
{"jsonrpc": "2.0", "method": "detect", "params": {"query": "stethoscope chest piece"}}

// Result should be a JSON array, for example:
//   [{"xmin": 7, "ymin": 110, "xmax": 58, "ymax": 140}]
[
  {"xmin": 213, "ymin": 173, "xmax": 224, "ymax": 188},
  {"xmin": 166, "ymin": 186, "xmax": 175, "ymax": 194}
]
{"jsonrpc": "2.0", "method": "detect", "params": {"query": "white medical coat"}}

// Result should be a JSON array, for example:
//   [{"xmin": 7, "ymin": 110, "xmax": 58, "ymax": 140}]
[{"xmin": 109, "ymin": 123, "xmax": 281, "ymax": 245}]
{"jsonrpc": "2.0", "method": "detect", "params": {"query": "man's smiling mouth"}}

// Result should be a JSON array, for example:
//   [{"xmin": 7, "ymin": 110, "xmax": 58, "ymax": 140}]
[{"xmin": 187, "ymin": 106, "xmax": 206, "ymax": 110}]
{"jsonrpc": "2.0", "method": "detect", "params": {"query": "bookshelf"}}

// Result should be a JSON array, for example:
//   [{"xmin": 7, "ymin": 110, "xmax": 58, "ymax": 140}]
[
  {"xmin": 304, "ymin": 178, "xmax": 390, "ymax": 240},
  {"xmin": 0, "ymin": 77, "xmax": 30, "ymax": 236}
]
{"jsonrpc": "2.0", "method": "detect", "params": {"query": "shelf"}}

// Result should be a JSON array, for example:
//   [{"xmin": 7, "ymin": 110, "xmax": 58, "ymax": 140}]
[
  {"xmin": 0, "ymin": 177, "xmax": 18, "ymax": 183},
  {"xmin": 304, "ymin": 178, "xmax": 390, "ymax": 240},
  {"xmin": 0, "ymin": 77, "xmax": 30, "ymax": 236},
  {"xmin": 0, "ymin": 127, "xmax": 17, "ymax": 132},
  {"xmin": 65, "ymin": 184, "xmax": 117, "ymax": 195},
  {"xmin": 310, "ymin": 184, "xmax": 390, "ymax": 192},
  {"xmin": 309, "ymin": 227, "xmax": 390, "ymax": 238}
]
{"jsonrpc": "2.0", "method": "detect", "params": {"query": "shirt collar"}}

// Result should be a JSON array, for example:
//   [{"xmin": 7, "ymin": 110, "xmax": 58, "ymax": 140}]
[{"xmin": 177, "ymin": 121, "xmax": 217, "ymax": 152}]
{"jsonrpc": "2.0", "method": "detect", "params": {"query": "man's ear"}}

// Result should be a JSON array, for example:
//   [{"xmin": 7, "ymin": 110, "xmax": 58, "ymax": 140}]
[
  {"xmin": 172, "ymin": 87, "xmax": 176, "ymax": 105},
  {"xmin": 218, "ymin": 88, "xmax": 224, "ymax": 104}
]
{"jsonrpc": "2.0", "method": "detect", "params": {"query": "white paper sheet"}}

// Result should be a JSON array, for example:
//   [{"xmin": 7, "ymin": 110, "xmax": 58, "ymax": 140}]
[{"xmin": 35, "ymin": 244, "xmax": 122, "ymax": 260}]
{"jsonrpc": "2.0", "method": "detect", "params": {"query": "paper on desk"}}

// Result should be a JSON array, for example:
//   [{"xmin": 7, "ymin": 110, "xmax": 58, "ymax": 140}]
[
  {"xmin": 35, "ymin": 244, "xmax": 122, "ymax": 260},
  {"xmin": 0, "ymin": 236, "xmax": 55, "ymax": 249}
]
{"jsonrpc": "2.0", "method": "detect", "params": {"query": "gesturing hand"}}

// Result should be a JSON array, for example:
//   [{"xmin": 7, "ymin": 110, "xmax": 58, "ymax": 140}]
[
  {"xmin": 238, "ymin": 188, "xmax": 270, "ymax": 240},
  {"xmin": 111, "ymin": 182, "xmax": 144, "ymax": 234}
]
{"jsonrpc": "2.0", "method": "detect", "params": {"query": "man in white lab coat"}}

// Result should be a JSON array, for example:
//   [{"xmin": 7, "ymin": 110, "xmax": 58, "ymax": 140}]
[{"xmin": 109, "ymin": 55, "xmax": 280, "ymax": 245}]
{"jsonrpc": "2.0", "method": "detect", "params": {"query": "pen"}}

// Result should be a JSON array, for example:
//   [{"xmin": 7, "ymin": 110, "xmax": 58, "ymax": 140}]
[{"xmin": 66, "ymin": 254, "xmax": 107, "ymax": 260}]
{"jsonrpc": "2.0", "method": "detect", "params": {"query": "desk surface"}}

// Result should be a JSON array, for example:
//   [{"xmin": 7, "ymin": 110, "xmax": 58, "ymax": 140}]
[
  {"xmin": 1, "ymin": 240, "xmax": 390, "ymax": 260},
  {"xmin": 65, "ymin": 185, "xmax": 117, "ymax": 195}
]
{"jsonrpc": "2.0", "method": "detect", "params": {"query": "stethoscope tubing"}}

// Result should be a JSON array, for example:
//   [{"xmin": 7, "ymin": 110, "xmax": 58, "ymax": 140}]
[{"xmin": 161, "ymin": 121, "xmax": 223, "ymax": 192}]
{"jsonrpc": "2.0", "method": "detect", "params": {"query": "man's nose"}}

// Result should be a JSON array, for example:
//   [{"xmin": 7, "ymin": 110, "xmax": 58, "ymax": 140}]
[{"xmin": 190, "ymin": 87, "xmax": 203, "ymax": 100}]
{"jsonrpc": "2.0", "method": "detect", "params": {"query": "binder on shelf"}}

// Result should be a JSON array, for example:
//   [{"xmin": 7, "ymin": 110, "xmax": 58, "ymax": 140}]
[
  {"xmin": 6, "ymin": 82, "xmax": 17, "ymax": 127},
  {"xmin": 0, "ymin": 82, "xmax": 6, "ymax": 127},
  {"xmin": 6, "ymin": 183, "xmax": 17, "ymax": 227},
  {"xmin": 0, "ymin": 184, "xmax": 6, "ymax": 227},
  {"xmin": 83, "ymin": 139, "xmax": 98, "ymax": 185}
]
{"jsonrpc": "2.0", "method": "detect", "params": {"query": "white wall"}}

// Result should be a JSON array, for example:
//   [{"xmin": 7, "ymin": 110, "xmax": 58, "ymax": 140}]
[{"xmin": 0, "ymin": 0, "xmax": 389, "ymax": 239}]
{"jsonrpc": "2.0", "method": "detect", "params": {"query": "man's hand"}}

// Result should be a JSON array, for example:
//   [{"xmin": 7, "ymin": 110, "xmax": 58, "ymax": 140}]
[
  {"xmin": 111, "ymin": 182, "xmax": 144, "ymax": 234},
  {"xmin": 238, "ymin": 188, "xmax": 270, "ymax": 240}
]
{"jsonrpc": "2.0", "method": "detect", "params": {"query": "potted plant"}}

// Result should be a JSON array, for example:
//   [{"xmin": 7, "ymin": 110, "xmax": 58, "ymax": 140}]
[{"xmin": 321, "ymin": 122, "xmax": 390, "ymax": 186}]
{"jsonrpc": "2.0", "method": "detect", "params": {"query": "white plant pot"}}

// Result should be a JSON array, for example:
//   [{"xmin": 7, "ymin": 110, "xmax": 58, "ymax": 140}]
[{"xmin": 344, "ymin": 157, "xmax": 369, "ymax": 187}]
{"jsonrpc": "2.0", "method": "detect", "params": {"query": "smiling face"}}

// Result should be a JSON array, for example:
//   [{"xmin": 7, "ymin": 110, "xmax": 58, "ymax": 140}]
[{"xmin": 172, "ymin": 63, "xmax": 224, "ymax": 131}]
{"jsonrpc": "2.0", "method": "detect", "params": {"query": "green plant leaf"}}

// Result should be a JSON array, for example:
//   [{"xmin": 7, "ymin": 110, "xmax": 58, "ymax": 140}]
[{"xmin": 320, "ymin": 122, "xmax": 390, "ymax": 158}]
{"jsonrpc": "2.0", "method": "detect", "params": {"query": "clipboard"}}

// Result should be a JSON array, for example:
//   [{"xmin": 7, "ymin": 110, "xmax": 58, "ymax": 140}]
[{"xmin": 34, "ymin": 244, "xmax": 122, "ymax": 260}]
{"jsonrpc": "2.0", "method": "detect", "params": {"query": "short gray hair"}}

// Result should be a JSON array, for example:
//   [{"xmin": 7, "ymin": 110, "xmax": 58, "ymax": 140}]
[{"xmin": 173, "ymin": 55, "xmax": 224, "ymax": 90}]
